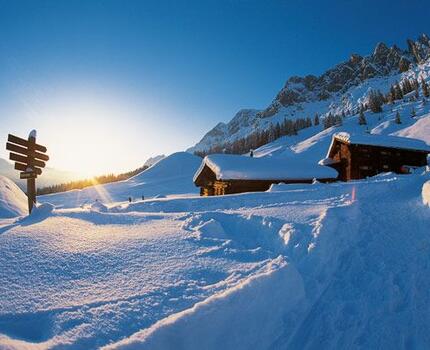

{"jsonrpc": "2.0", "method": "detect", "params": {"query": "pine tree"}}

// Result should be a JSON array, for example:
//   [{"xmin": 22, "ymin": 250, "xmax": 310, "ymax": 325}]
[
  {"xmin": 358, "ymin": 110, "xmax": 367, "ymax": 125},
  {"xmin": 413, "ymin": 78, "xmax": 419, "ymax": 90},
  {"xmin": 394, "ymin": 83, "xmax": 403, "ymax": 100},
  {"xmin": 401, "ymin": 79, "xmax": 413, "ymax": 95},
  {"xmin": 395, "ymin": 111, "xmax": 402, "ymax": 124},
  {"xmin": 275, "ymin": 122, "xmax": 281, "ymax": 139},
  {"xmin": 323, "ymin": 112, "xmax": 335, "ymax": 129},
  {"xmin": 388, "ymin": 84, "xmax": 396, "ymax": 103},
  {"xmin": 292, "ymin": 122, "xmax": 298, "ymax": 135},
  {"xmin": 411, "ymin": 107, "xmax": 416, "ymax": 118},
  {"xmin": 422, "ymin": 79, "xmax": 430, "ymax": 98},
  {"xmin": 368, "ymin": 89, "xmax": 384, "ymax": 113},
  {"xmin": 314, "ymin": 113, "xmax": 320, "ymax": 126}
]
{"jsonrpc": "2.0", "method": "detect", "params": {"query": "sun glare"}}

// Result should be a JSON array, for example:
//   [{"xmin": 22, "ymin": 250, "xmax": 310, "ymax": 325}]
[{"xmin": 33, "ymin": 90, "xmax": 153, "ymax": 177}]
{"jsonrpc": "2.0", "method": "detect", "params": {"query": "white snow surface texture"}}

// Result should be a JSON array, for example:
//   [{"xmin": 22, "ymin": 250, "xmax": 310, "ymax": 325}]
[
  {"xmin": 0, "ymin": 175, "xmax": 28, "ymax": 218},
  {"xmin": 1, "ymin": 170, "xmax": 430, "ymax": 350}
]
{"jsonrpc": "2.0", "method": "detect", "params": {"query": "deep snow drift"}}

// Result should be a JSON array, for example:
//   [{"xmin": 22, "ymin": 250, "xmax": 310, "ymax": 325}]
[
  {"xmin": 39, "ymin": 152, "xmax": 202, "ymax": 209},
  {"xmin": 1, "ymin": 169, "xmax": 430, "ymax": 349},
  {"xmin": 0, "ymin": 175, "xmax": 28, "ymax": 218}
]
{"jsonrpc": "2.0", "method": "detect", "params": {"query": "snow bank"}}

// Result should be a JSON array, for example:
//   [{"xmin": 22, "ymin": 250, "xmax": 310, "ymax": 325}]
[
  {"xmin": 0, "ymin": 175, "xmax": 28, "ymax": 218},
  {"xmin": 129, "ymin": 152, "xmax": 200, "ymax": 183},
  {"xmin": 193, "ymin": 218, "xmax": 227, "ymax": 239},
  {"xmin": 268, "ymin": 182, "xmax": 316, "ymax": 192},
  {"xmin": 90, "ymin": 200, "xmax": 109, "ymax": 212},
  {"xmin": 31, "ymin": 202, "xmax": 55, "ymax": 216},
  {"xmin": 393, "ymin": 114, "xmax": 430, "ymax": 145},
  {"xmin": 195, "ymin": 153, "xmax": 338, "ymax": 181},
  {"xmin": 423, "ymin": 181, "xmax": 430, "ymax": 207},
  {"xmin": 104, "ymin": 257, "xmax": 304, "ymax": 350}
]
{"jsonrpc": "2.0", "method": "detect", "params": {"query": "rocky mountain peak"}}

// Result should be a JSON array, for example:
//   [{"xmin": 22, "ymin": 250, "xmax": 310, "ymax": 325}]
[
  {"xmin": 373, "ymin": 42, "xmax": 389, "ymax": 58},
  {"xmin": 189, "ymin": 34, "xmax": 430, "ymax": 155},
  {"xmin": 261, "ymin": 34, "xmax": 430, "ymax": 113},
  {"xmin": 350, "ymin": 54, "xmax": 362, "ymax": 65}
]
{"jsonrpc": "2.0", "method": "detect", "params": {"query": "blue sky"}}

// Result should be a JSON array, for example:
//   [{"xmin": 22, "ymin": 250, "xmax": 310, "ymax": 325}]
[{"xmin": 0, "ymin": 0, "xmax": 429, "ymax": 175}]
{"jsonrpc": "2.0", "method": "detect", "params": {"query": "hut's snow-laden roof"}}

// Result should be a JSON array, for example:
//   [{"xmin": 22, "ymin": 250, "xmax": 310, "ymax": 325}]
[
  {"xmin": 194, "ymin": 154, "xmax": 338, "ymax": 182},
  {"xmin": 332, "ymin": 132, "xmax": 430, "ymax": 153}
]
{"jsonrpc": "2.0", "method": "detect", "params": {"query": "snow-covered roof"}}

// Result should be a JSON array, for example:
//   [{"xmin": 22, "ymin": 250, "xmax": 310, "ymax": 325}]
[
  {"xmin": 194, "ymin": 154, "xmax": 338, "ymax": 182},
  {"xmin": 331, "ymin": 132, "xmax": 430, "ymax": 153}
]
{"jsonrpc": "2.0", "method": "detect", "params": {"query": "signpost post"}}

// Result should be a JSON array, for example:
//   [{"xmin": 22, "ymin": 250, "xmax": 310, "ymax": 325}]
[{"xmin": 6, "ymin": 130, "xmax": 49, "ymax": 214}]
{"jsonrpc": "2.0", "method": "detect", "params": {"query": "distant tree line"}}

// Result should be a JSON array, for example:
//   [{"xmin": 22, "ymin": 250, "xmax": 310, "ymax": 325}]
[
  {"xmin": 195, "ymin": 116, "xmax": 313, "ymax": 157},
  {"xmin": 37, "ymin": 165, "xmax": 149, "ymax": 195}
]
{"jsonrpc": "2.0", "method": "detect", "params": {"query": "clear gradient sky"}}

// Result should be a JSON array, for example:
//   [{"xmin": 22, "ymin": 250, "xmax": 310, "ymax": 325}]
[{"xmin": 0, "ymin": 0, "xmax": 429, "ymax": 176}]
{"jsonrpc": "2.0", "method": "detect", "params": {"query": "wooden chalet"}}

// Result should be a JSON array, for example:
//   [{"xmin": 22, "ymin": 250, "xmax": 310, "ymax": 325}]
[
  {"xmin": 322, "ymin": 132, "xmax": 430, "ymax": 181},
  {"xmin": 194, "ymin": 154, "xmax": 338, "ymax": 196}
]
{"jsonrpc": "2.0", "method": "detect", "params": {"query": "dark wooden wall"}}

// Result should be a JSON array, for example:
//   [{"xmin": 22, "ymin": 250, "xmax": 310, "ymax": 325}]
[
  {"xmin": 329, "ymin": 139, "xmax": 429, "ymax": 181},
  {"xmin": 200, "ymin": 178, "xmax": 334, "ymax": 196}
]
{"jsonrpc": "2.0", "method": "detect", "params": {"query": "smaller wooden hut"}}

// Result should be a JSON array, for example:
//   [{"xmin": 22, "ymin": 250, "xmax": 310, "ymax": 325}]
[
  {"xmin": 194, "ymin": 154, "xmax": 338, "ymax": 196},
  {"xmin": 321, "ymin": 132, "xmax": 430, "ymax": 181}
]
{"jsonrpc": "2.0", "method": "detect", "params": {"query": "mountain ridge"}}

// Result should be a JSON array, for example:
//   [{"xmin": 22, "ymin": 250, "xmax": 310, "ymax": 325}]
[{"xmin": 188, "ymin": 34, "xmax": 430, "ymax": 154}]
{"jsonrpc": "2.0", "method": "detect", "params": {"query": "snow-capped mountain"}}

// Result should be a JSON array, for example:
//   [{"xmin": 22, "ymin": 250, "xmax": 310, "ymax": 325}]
[{"xmin": 188, "ymin": 34, "xmax": 430, "ymax": 154}]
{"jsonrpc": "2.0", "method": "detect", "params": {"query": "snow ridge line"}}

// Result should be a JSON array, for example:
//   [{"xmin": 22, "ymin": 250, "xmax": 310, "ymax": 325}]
[
  {"xmin": 103, "ymin": 194, "xmax": 356, "ymax": 349},
  {"xmin": 280, "ymin": 200, "xmax": 362, "ymax": 348},
  {"xmin": 103, "ymin": 256, "xmax": 305, "ymax": 350}
]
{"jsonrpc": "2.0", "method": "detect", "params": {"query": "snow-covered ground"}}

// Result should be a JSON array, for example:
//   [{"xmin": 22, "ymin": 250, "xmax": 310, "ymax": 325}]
[
  {"xmin": 0, "ymin": 175, "xmax": 28, "ymax": 218},
  {"xmin": 1, "ymin": 169, "xmax": 430, "ymax": 349}
]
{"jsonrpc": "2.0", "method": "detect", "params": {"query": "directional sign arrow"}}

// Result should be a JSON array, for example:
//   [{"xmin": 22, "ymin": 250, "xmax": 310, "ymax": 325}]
[
  {"xmin": 6, "ymin": 143, "xmax": 49, "ymax": 161},
  {"xmin": 9, "ymin": 152, "xmax": 46, "ymax": 168},
  {"xmin": 8, "ymin": 134, "xmax": 47, "ymax": 153},
  {"xmin": 20, "ymin": 171, "xmax": 37, "ymax": 180},
  {"xmin": 14, "ymin": 162, "xmax": 42, "ymax": 175}
]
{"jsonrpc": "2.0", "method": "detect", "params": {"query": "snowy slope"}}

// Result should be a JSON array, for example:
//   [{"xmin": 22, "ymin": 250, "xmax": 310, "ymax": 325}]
[
  {"xmin": 38, "ymin": 152, "xmax": 202, "ymax": 209},
  {"xmin": 0, "ymin": 175, "xmax": 28, "ymax": 218},
  {"xmin": 1, "ymin": 170, "xmax": 430, "ymax": 349},
  {"xmin": 393, "ymin": 114, "xmax": 430, "ymax": 144}
]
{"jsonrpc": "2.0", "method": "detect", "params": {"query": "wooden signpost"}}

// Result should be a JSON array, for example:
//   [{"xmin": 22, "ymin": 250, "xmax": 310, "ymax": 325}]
[{"xmin": 6, "ymin": 130, "xmax": 49, "ymax": 214}]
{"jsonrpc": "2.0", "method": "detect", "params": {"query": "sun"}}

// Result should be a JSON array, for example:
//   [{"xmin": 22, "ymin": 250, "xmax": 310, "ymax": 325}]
[{"xmin": 35, "ymin": 93, "xmax": 145, "ymax": 177}]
